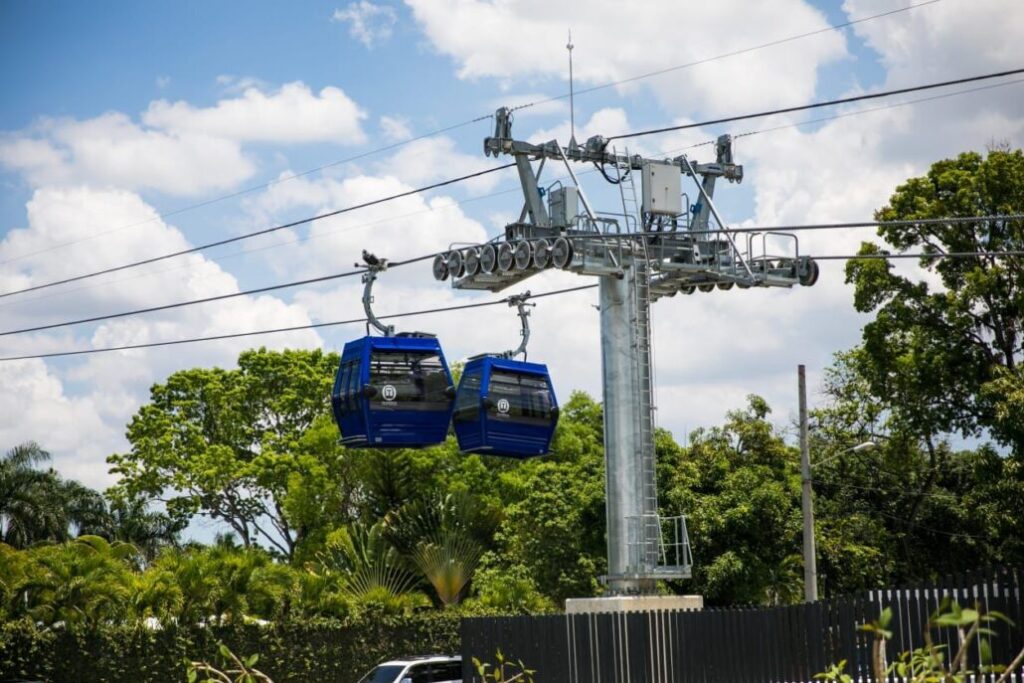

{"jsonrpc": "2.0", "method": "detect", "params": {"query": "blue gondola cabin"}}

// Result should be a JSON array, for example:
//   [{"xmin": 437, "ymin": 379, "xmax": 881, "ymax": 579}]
[
  {"xmin": 332, "ymin": 334, "xmax": 455, "ymax": 448},
  {"xmin": 453, "ymin": 355, "xmax": 558, "ymax": 458}
]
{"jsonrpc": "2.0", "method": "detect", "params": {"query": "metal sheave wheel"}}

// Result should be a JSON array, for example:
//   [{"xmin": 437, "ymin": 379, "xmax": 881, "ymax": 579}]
[
  {"xmin": 798, "ymin": 258, "xmax": 820, "ymax": 286},
  {"xmin": 432, "ymin": 254, "xmax": 449, "ymax": 281},
  {"xmin": 479, "ymin": 244, "xmax": 497, "ymax": 274},
  {"xmin": 445, "ymin": 249, "xmax": 465, "ymax": 278},
  {"xmin": 532, "ymin": 238, "xmax": 552, "ymax": 269},
  {"xmin": 698, "ymin": 283, "xmax": 715, "ymax": 293},
  {"xmin": 513, "ymin": 240, "xmax": 533, "ymax": 270},
  {"xmin": 680, "ymin": 285, "xmax": 696, "ymax": 295},
  {"xmin": 463, "ymin": 247, "xmax": 481, "ymax": 276},
  {"xmin": 717, "ymin": 281, "xmax": 735, "ymax": 291},
  {"xmin": 497, "ymin": 242, "xmax": 515, "ymax": 272},
  {"xmin": 551, "ymin": 236, "xmax": 573, "ymax": 269}
]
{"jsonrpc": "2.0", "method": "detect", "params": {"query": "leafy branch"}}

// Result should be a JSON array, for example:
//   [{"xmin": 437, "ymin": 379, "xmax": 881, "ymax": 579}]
[
  {"xmin": 818, "ymin": 599, "xmax": 1024, "ymax": 683},
  {"xmin": 187, "ymin": 642, "xmax": 273, "ymax": 683},
  {"xmin": 473, "ymin": 649, "xmax": 536, "ymax": 683}
]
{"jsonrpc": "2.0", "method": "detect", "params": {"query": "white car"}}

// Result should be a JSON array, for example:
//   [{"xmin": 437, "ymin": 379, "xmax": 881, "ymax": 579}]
[{"xmin": 357, "ymin": 655, "xmax": 463, "ymax": 683}]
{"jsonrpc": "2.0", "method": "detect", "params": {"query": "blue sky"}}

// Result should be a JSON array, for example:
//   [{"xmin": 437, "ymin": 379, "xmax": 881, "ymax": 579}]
[{"xmin": 1, "ymin": 0, "xmax": 1022, "ymax": 534}]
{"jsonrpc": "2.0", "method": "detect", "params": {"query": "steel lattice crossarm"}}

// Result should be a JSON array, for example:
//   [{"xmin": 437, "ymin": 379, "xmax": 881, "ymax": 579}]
[
  {"xmin": 436, "ymin": 107, "xmax": 820, "ymax": 299},
  {"xmin": 484, "ymin": 107, "xmax": 743, "ymax": 182}
]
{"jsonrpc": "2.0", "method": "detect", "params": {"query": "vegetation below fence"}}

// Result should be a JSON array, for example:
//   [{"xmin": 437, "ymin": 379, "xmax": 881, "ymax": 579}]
[{"xmin": 0, "ymin": 612, "xmax": 460, "ymax": 683}]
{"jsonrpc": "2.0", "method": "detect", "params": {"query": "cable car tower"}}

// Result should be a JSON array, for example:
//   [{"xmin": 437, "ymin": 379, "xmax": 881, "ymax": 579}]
[{"xmin": 434, "ymin": 107, "xmax": 819, "ymax": 595}]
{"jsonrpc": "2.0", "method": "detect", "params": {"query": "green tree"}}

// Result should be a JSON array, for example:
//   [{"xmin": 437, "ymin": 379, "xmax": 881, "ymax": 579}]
[
  {"xmin": 57, "ymin": 479, "xmax": 111, "ymax": 539},
  {"xmin": 18, "ymin": 535, "xmax": 137, "ymax": 627},
  {"xmin": 0, "ymin": 442, "xmax": 64, "ymax": 547},
  {"xmin": 492, "ymin": 392, "xmax": 608, "ymax": 604},
  {"xmin": 467, "ymin": 564, "xmax": 555, "ymax": 614},
  {"xmin": 108, "ymin": 348, "xmax": 350, "ymax": 561},
  {"xmin": 813, "ymin": 148, "xmax": 1024, "ymax": 584},
  {"xmin": 662, "ymin": 396, "xmax": 803, "ymax": 605},
  {"xmin": 319, "ymin": 521, "xmax": 425, "ymax": 614},
  {"xmin": 845, "ymin": 148, "xmax": 1024, "ymax": 453},
  {"xmin": 384, "ymin": 491, "xmax": 502, "ymax": 606},
  {"xmin": 106, "ymin": 496, "xmax": 184, "ymax": 562}
]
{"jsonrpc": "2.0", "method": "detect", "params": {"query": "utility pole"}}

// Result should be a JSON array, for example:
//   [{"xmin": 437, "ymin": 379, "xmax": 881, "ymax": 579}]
[{"xmin": 799, "ymin": 364, "xmax": 818, "ymax": 602}]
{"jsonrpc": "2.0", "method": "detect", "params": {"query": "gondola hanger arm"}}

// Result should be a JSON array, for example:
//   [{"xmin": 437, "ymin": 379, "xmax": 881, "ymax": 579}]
[
  {"xmin": 501, "ymin": 291, "xmax": 534, "ymax": 360},
  {"xmin": 359, "ymin": 250, "xmax": 395, "ymax": 337}
]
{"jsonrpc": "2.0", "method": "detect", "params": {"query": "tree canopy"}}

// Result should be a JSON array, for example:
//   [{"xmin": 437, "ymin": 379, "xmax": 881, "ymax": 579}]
[
  {"xmin": 108, "ymin": 348, "xmax": 350, "ymax": 560},
  {"xmin": 5, "ymin": 146, "xmax": 1024, "ymax": 624},
  {"xmin": 845, "ymin": 148, "xmax": 1024, "ymax": 453}
]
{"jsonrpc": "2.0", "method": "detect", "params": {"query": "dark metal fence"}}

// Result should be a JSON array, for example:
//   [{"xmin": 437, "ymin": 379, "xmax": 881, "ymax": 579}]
[{"xmin": 460, "ymin": 566, "xmax": 1023, "ymax": 682}]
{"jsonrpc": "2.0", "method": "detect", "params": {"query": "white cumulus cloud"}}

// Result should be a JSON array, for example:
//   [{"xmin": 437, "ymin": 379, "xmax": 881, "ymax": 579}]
[
  {"xmin": 379, "ymin": 115, "xmax": 413, "ymax": 141},
  {"xmin": 0, "ymin": 81, "xmax": 370, "ymax": 197},
  {"xmin": 405, "ymin": 0, "xmax": 847, "ymax": 115},
  {"xmin": 333, "ymin": 1, "xmax": 399, "ymax": 48},
  {"xmin": 143, "ymin": 81, "xmax": 368, "ymax": 145},
  {"xmin": 0, "ymin": 187, "xmax": 323, "ymax": 489},
  {"xmin": 0, "ymin": 113, "xmax": 255, "ymax": 196}
]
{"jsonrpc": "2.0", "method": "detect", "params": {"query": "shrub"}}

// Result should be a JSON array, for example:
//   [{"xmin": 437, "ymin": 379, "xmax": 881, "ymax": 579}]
[{"xmin": 0, "ymin": 611, "xmax": 461, "ymax": 683}]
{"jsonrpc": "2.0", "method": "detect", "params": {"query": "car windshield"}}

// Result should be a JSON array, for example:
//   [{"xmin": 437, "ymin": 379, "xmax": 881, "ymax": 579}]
[{"xmin": 358, "ymin": 664, "xmax": 405, "ymax": 683}]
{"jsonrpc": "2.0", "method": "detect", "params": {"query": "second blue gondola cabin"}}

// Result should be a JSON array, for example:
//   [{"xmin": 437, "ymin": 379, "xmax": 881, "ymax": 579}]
[
  {"xmin": 332, "ymin": 334, "xmax": 455, "ymax": 448},
  {"xmin": 453, "ymin": 355, "xmax": 558, "ymax": 458}
]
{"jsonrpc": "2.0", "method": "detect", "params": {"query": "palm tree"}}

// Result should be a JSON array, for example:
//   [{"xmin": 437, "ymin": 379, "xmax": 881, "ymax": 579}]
[
  {"xmin": 384, "ymin": 492, "xmax": 502, "ymax": 606},
  {"xmin": 58, "ymin": 479, "xmax": 111, "ymax": 539},
  {"xmin": 204, "ymin": 543, "xmax": 269, "ymax": 624},
  {"xmin": 291, "ymin": 568, "xmax": 350, "ymax": 619},
  {"xmin": 0, "ymin": 542, "xmax": 30, "ymax": 620},
  {"xmin": 108, "ymin": 498, "xmax": 183, "ymax": 562},
  {"xmin": 409, "ymin": 530, "xmax": 486, "ymax": 605},
  {"xmin": 320, "ymin": 521, "xmax": 421, "ymax": 608},
  {"xmin": 131, "ymin": 562, "xmax": 183, "ymax": 625},
  {"xmin": 21, "ymin": 535, "xmax": 137, "ymax": 627},
  {"xmin": 152, "ymin": 548, "xmax": 218, "ymax": 627},
  {"xmin": 0, "ymin": 442, "xmax": 64, "ymax": 547}
]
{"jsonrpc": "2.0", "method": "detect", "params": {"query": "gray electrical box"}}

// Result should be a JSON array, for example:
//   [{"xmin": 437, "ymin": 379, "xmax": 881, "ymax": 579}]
[
  {"xmin": 642, "ymin": 162, "xmax": 683, "ymax": 216},
  {"xmin": 548, "ymin": 186, "xmax": 579, "ymax": 226}
]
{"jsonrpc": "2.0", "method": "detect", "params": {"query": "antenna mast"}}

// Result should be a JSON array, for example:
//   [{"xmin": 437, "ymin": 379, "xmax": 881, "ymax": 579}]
[{"xmin": 567, "ymin": 30, "xmax": 577, "ymax": 148}]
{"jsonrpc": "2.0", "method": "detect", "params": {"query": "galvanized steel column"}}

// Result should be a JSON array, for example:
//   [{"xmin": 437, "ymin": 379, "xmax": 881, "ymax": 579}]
[{"xmin": 600, "ymin": 273, "xmax": 644, "ymax": 594}]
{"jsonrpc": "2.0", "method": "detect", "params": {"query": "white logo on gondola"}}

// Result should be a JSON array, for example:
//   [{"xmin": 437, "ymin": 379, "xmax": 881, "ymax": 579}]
[
  {"xmin": 381, "ymin": 384, "xmax": 398, "ymax": 401},
  {"xmin": 496, "ymin": 398, "xmax": 511, "ymax": 414}
]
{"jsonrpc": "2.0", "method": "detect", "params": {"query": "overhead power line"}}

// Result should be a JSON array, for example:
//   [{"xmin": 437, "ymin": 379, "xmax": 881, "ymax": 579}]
[
  {"xmin": 728, "ymin": 77, "xmax": 1024, "ymax": 143},
  {"xmin": 0, "ymin": 284, "xmax": 599, "ymax": 362},
  {"xmin": 0, "ymin": 253, "xmax": 434, "ymax": 338},
  {"xmin": 812, "ymin": 478, "xmax": 958, "ymax": 502},
  {"xmin": 875, "ymin": 509, "xmax": 992, "ymax": 541},
  {"xmin": 3, "ymin": 243, "xmax": 1020, "ymax": 360},
  {"xmin": 606, "ymin": 67, "xmax": 1024, "ymax": 142},
  {"xmin": 816, "ymin": 251, "xmax": 1024, "ymax": 260},
  {"xmin": 0, "ymin": 163, "xmax": 515, "ymax": 300},
  {"xmin": 1, "ymin": 222, "xmax": 1021, "ymax": 340},
  {"xmin": 9, "ymin": 77, "xmax": 1013, "ymax": 314},
  {"xmin": 10, "ymin": 68, "xmax": 1016, "ymax": 304}
]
